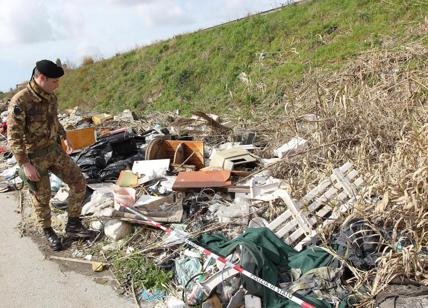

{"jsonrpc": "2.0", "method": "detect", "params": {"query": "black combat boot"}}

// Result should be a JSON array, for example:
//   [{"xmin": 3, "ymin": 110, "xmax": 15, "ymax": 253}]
[
  {"xmin": 65, "ymin": 217, "xmax": 94, "ymax": 238},
  {"xmin": 43, "ymin": 227, "xmax": 63, "ymax": 251}
]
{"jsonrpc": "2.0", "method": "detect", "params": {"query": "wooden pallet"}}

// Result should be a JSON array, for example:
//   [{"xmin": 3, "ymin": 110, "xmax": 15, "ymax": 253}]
[{"xmin": 267, "ymin": 162, "xmax": 364, "ymax": 251}]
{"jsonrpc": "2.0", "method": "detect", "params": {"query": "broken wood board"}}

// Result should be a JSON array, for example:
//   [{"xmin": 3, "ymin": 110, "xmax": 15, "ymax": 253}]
[
  {"xmin": 61, "ymin": 127, "xmax": 96, "ymax": 152},
  {"xmin": 267, "ymin": 162, "xmax": 364, "ymax": 251},
  {"xmin": 173, "ymin": 170, "xmax": 232, "ymax": 191}
]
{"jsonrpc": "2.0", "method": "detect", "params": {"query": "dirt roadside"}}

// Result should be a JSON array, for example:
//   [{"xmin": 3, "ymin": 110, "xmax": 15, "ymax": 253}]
[{"xmin": 0, "ymin": 192, "xmax": 134, "ymax": 308}]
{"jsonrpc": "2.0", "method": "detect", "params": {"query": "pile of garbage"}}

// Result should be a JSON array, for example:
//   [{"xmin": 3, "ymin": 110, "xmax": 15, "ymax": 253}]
[
  {"xmin": 0, "ymin": 107, "xmax": 357, "ymax": 307},
  {"xmin": 0, "ymin": 103, "xmax": 423, "ymax": 308}
]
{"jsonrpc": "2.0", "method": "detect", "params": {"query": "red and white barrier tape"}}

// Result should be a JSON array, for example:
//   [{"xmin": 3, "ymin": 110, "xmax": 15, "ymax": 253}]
[{"xmin": 121, "ymin": 204, "xmax": 315, "ymax": 308}]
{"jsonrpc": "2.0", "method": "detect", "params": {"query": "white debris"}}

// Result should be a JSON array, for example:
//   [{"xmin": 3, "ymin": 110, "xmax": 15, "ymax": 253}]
[
  {"xmin": 273, "ymin": 137, "xmax": 308, "ymax": 159},
  {"xmin": 84, "ymin": 255, "xmax": 93, "ymax": 261},
  {"xmin": 51, "ymin": 186, "xmax": 69, "ymax": 203},
  {"xmin": 81, "ymin": 191, "xmax": 114, "ymax": 216},
  {"xmin": 132, "ymin": 159, "xmax": 170, "ymax": 183},
  {"xmin": 216, "ymin": 202, "xmax": 249, "ymax": 225},
  {"xmin": 0, "ymin": 166, "xmax": 19, "ymax": 180},
  {"xmin": 104, "ymin": 219, "xmax": 132, "ymax": 241},
  {"xmin": 102, "ymin": 240, "xmax": 124, "ymax": 252},
  {"xmin": 165, "ymin": 296, "xmax": 186, "ymax": 308},
  {"xmin": 238, "ymin": 72, "xmax": 250, "ymax": 85}
]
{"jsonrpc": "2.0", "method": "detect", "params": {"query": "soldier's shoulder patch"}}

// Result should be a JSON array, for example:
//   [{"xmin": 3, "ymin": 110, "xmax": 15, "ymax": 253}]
[{"xmin": 13, "ymin": 106, "xmax": 23, "ymax": 116}]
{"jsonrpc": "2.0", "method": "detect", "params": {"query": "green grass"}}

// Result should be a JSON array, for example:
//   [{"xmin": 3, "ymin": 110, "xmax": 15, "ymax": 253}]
[
  {"xmin": 56, "ymin": 0, "xmax": 428, "ymax": 116},
  {"xmin": 110, "ymin": 251, "xmax": 173, "ymax": 292},
  {"xmin": 0, "ymin": 91, "xmax": 8, "ymax": 101}
]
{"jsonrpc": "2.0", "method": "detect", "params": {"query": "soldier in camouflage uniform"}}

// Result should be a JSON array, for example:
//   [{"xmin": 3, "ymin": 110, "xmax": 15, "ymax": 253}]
[{"xmin": 7, "ymin": 60, "xmax": 92, "ymax": 251}]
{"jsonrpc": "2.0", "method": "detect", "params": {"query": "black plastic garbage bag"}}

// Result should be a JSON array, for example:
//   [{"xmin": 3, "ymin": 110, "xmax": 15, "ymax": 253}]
[{"xmin": 98, "ymin": 153, "xmax": 145, "ymax": 181}]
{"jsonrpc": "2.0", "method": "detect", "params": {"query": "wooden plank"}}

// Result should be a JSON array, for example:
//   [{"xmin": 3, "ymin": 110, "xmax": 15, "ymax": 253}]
[
  {"xmin": 323, "ymin": 200, "xmax": 354, "ymax": 227},
  {"xmin": 307, "ymin": 186, "xmax": 340, "ymax": 212},
  {"xmin": 267, "ymin": 209, "xmax": 293, "ymax": 231},
  {"xmin": 267, "ymin": 162, "xmax": 364, "ymax": 251},
  {"xmin": 166, "ymin": 140, "xmax": 205, "ymax": 169},
  {"xmin": 344, "ymin": 169, "xmax": 359, "ymax": 180},
  {"xmin": 146, "ymin": 139, "xmax": 205, "ymax": 170},
  {"xmin": 315, "ymin": 188, "xmax": 354, "ymax": 219},
  {"xmin": 333, "ymin": 177, "xmax": 363, "ymax": 213},
  {"xmin": 276, "ymin": 220, "xmax": 300, "ymax": 238},
  {"xmin": 353, "ymin": 177, "xmax": 364, "ymax": 188},
  {"xmin": 315, "ymin": 177, "xmax": 364, "ymax": 226},
  {"xmin": 276, "ymin": 190, "xmax": 312, "ymax": 234},
  {"xmin": 309, "ymin": 177, "xmax": 363, "ymax": 226},
  {"xmin": 297, "ymin": 162, "xmax": 354, "ymax": 206},
  {"xmin": 287, "ymin": 227, "xmax": 306, "ymax": 244},
  {"xmin": 333, "ymin": 169, "xmax": 359, "ymax": 186},
  {"xmin": 300, "ymin": 179, "xmax": 332, "ymax": 206},
  {"xmin": 314, "ymin": 206, "xmax": 334, "ymax": 222},
  {"xmin": 332, "ymin": 168, "xmax": 358, "ymax": 198}
]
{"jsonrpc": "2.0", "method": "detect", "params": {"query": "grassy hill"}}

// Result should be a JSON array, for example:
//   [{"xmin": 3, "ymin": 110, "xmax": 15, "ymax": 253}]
[{"xmin": 56, "ymin": 0, "xmax": 427, "ymax": 116}]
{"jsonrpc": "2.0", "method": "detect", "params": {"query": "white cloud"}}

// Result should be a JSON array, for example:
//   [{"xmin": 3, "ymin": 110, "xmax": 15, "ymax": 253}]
[
  {"xmin": 0, "ymin": 1, "xmax": 50, "ymax": 44},
  {"xmin": 0, "ymin": 0, "xmax": 78, "ymax": 45},
  {"xmin": 133, "ymin": 1, "xmax": 194, "ymax": 28},
  {"xmin": 0, "ymin": 0, "xmax": 279, "ymax": 91}
]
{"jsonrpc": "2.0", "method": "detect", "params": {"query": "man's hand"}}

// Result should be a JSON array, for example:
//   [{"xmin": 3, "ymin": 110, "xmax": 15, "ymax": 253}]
[
  {"xmin": 64, "ymin": 136, "xmax": 74, "ymax": 154},
  {"xmin": 22, "ymin": 162, "xmax": 40, "ymax": 182}
]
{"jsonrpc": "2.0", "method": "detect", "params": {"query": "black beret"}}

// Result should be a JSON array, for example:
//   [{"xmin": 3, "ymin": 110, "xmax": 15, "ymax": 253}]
[{"xmin": 35, "ymin": 59, "xmax": 64, "ymax": 78}]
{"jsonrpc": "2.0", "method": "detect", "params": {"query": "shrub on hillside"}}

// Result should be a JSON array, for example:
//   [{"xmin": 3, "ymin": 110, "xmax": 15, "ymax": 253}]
[{"xmin": 81, "ymin": 56, "xmax": 94, "ymax": 66}]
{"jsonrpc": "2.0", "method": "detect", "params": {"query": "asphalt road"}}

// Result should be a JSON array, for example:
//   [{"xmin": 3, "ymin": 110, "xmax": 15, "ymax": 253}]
[{"xmin": 0, "ymin": 192, "xmax": 134, "ymax": 308}]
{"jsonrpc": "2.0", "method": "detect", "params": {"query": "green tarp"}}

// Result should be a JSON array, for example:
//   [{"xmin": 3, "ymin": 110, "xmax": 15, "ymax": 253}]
[{"xmin": 197, "ymin": 227, "xmax": 347, "ymax": 308}]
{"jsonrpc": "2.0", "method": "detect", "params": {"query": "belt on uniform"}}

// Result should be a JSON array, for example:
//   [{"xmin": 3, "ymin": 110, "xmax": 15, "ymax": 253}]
[{"xmin": 28, "ymin": 143, "xmax": 58, "ymax": 160}]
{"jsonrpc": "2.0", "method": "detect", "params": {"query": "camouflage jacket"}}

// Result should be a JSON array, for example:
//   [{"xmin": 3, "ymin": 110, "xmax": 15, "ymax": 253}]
[{"xmin": 7, "ymin": 80, "xmax": 66, "ymax": 165}]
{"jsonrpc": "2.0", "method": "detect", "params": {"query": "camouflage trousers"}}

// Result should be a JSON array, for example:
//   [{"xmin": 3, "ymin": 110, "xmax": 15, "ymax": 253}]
[{"xmin": 29, "ymin": 145, "xmax": 86, "ymax": 228}]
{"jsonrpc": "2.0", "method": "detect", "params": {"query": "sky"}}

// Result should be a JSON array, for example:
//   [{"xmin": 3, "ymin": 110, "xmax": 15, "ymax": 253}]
[{"xmin": 0, "ymin": 0, "xmax": 288, "ymax": 92}]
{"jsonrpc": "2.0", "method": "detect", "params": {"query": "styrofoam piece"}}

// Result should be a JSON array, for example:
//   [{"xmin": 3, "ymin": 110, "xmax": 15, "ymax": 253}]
[
  {"xmin": 104, "ymin": 219, "xmax": 132, "ymax": 241},
  {"xmin": 158, "ymin": 176, "xmax": 176, "ymax": 194},
  {"xmin": 233, "ymin": 175, "xmax": 281, "ymax": 201},
  {"xmin": 249, "ymin": 176, "xmax": 281, "ymax": 199},
  {"xmin": 183, "ymin": 249, "xmax": 202, "ymax": 259},
  {"xmin": 273, "ymin": 137, "xmax": 308, "ymax": 159},
  {"xmin": 132, "ymin": 159, "xmax": 170, "ymax": 182}
]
